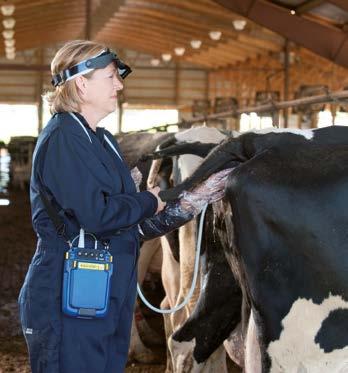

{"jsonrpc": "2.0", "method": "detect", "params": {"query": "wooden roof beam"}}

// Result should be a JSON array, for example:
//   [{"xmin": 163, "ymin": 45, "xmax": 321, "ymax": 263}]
[
  {"xmin": 0, "ymin": 36, "xmax": 69, "ymax": 54},
  {"xmin": 104, "ymin": 19, "xmax": 229, "ymax": 53},
  {"xmin": 132, "ymin": 0, "xmax": 243, "ymax": 21},
  {"xmin": 101, "ymin": 34, "xmax": 212, "ymax": 68},
  {"xmin": 109, "ymin": 13, "xmax": 280, "ymax": 56},
  {"xmin": 124, "ymin": 0, "xmax": 237, "ymax": 28},
  {"xmin": 194, "ymin": 52, "xmax": 244, "ymax": 65},
  {"xmin": 99, "ymin": 31, "xmax": 180, "ymax": 55},
  {"xmin": 110, "ymin": 14, "xmax": 224, "ymax": 42},
  {"xmin": 9, "ymin": 0, "xmax": 80, "ymax": 10},
  {"xmin": 10, "ymin": 30, "xmax": 82, "ymax": 50},
  {"xmin": 119, "ymin": 6, "xmax": 224, "ymax": 31},
  {"xmin": 101, "ymin": 38, "xmax": 166, "ymax": 58},
  {"xmin": 100, "ymin": 26, "xmax": 194, "ymax": 51},
  {"xmin": 9, "ymin": 17, "xmax": 85, "ymax": 32},
  {"xmin": 0, "ymin": 26, "xmax": 82, "ymax": 52},
  {"xmin": 102, "ymin": 30, "xmax": 223, "ymax": 65},
  {"xmin": 196, "ymin": 48, "xmax": 247, "ymax": 61},
  {"xmin": 108, "ymin": 18, "xmax": 214, "ymax": 42},
  {"xmin": 224, "ymin": 38, "xmax": 267, "ymax": 55},
  {"xmin": 14, "ymin": 1, "xmax": 83, "ymax": 15},
  {"xmin": 329, "ymin": 0, "xmax": 348, "ymax": 13},
  {"xmin": 185, "ymin": 55, "xmax": 224, "ymax": 68},
  {"xmin": 85, "ymin": 0, "xmax": 91, "ymax": 39},
  {"xmin": 127, "ymin": 0, "xmax": 282, "ymax": 45},
  {"xmin": 117, "ymin": 6, "xmax": 247, "ymax": 57},
  {"xmin": 238, "ymin": 34, "xmax": 282, "ymax": 52},
  {"xmin": 296, "ymin": 0, "xmax": 326, "ymax": 15},
  {"xmin": 213, "ymin": 0, "xmax": 348, "ymax": 68},
  {"xmin": 197, "ymin": 45, "xmax": 247, "ymax": 60},
  {"xmin": 120, "ymin": 4, "xmax": 282, "ymax": 45},
  {"xmin": 83, "ymin": 0, "xmax": 127, "ymax": 39},
  {"xmin": 102, "ymin": 17, "xmax": 245, "ymax": 58}
]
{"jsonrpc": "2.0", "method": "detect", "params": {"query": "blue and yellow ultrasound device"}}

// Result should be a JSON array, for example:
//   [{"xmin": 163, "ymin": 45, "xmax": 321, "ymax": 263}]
[{"xmin": 62, "ymin": 230, "xmax": 113, "ymax": 319}]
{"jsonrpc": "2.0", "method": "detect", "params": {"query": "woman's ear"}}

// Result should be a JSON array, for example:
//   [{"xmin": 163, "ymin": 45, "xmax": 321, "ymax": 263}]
[{"xmin": 75, "ymin": 75, "xmax": 88, "ymax": 97}]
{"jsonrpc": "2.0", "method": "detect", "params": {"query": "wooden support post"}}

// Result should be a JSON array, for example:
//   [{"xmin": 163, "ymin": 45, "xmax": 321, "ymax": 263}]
[
  {"xmin": 36, "ymin": 49, "xmax": 44, "ymax": 134},
  {"xmin": 283, "ymin": 39, "xmax": 290, "ymax": 128},
  {"xmin": 116, "ymin": 97, "xmax": 123, "ymax": 134},
  {"xmin": 37, "ymin": 93, "xmax": 43, "ymax": 134},
  {"xmin": 175, "ymin": 62, "xmax": 180, "ymax": 106},
  {"xmin": 85, "ymin": 0, "xmax": 91, "ymax": 40},
  {"xmin": 206, "ymin": 69, "xmax": 210, "ymax": 108},
  {"xmin": 330, "ymin": 103, "xmax": 337, "ymax": 126}
]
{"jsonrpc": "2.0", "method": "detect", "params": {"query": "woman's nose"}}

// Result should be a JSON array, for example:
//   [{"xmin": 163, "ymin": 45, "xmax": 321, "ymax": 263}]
[{"xmin": 114, "ymin": 76, "xmax": 123, "ymax": 91}]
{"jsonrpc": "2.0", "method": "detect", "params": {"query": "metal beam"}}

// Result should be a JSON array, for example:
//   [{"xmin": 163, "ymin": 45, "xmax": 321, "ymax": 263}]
[
  {"xmin": 174, "ymin": 89, "xmax": 348, "ymax": 127},
  {"xmin": 296, "ymin": 0, "xmax": 325, "ymax": 15},
  {"xmin": 212, "ymin": 0, "xmax": 348, "ymax": 69}
]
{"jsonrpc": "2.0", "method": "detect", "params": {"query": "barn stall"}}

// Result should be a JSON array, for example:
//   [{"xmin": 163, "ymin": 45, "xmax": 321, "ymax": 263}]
[{"xmin": 0, "ymin": 0, "xmax": 348, "ymax": 372}]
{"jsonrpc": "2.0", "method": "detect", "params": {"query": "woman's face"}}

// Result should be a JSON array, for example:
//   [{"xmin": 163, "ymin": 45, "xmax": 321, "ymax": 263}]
[{"xmin": 83, "ymin": 62, "xmax": 124, "ymax": 116}]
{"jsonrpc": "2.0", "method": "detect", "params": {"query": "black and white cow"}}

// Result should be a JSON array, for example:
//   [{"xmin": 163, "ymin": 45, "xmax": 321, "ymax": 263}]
[
  {"xmin": 159, "ymin": 126, "xmax": 348, "ymax": 372},
  {"xmin": 145, "ymin": 126, "xmax": 247, "ymax": 372},
  {"xmin": 117, "ymin": 131, "xmax": 173, "ymax": 363},
  {"xmin": 168, "ymin": 203, "xmax": 244, "ymax": 371}
]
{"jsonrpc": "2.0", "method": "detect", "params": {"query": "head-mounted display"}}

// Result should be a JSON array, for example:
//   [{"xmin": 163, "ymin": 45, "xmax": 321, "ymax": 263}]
[{"xmin": 51, "ymin": 49, "xmax": 132, "ymax": 87}]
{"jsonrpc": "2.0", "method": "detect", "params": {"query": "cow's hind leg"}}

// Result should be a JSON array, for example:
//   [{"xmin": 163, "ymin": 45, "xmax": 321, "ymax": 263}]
[
  {"xmin": 244, "ymin": 310, "xmax": 261, "ymax": 373},
  {"xmin": 128, "ymin": 239, "xmax": 161, "ymax": 363},
  {"xmin": 161, "ymin": 297, "xmax": 174, "ymax": 373}
]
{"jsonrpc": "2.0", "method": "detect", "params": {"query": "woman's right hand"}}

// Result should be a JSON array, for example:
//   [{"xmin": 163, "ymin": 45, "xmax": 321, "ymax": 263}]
[{"xmin": 148, "ymin": 186, "xmax": 166, "ymax": 214}]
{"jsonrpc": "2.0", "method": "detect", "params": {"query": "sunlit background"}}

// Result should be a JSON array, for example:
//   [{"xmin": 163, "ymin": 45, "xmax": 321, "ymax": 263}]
[
  {"xmin": 2, "ymin": 103, "xmax": 348, "ymax": 144},
  {"xmin": 0, "ymin": 103, "xmax": 180, "ymax": 144}
]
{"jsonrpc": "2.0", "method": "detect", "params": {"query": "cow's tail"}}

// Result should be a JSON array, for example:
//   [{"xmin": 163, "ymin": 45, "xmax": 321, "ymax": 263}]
[
  {"xmin": 159, "ymin": 138, "xmax": 245, "ymax": 201},
  {"xmin": 147, "ymin": 158, "xmax": 163, "ymax": 189},
  {"xmin": 143, "ymin": 141, "xmax": 218, "ymax": 160}
]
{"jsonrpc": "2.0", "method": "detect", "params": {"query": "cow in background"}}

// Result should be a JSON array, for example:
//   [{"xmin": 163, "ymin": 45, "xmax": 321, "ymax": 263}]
[
  {"xmin": 117, "ymin": 131, "xmax": 172, "ymax": 363},
  {"xmin": 160, "ymin": 126, "xmax": 348, "ymax": 372}
]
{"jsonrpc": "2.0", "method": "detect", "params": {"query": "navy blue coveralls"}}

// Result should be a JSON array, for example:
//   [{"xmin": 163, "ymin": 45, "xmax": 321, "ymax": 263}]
[{"xmin": 18, "ymin": 112, "xmax": 159, "ymax": 373}]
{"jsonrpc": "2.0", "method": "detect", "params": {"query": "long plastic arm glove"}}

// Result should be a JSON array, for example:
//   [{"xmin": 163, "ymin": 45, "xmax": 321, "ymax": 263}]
[{"xmin": 134, "ymin": 168, "xmax": 234, "ymax": 241}]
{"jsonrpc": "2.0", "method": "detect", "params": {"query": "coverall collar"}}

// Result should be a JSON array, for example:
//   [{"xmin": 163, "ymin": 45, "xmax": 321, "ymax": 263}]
[
  {"xmin": 73, "ymin": 112, "xmax": 105, "ymax": 143},
  {"xmin": 68, "ymin": 112, "xmax": 129, "ymax": 193}
]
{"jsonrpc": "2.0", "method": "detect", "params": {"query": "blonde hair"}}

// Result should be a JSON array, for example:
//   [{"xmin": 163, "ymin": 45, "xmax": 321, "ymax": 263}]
[{"xmin": 44, "ymin": 40, "xmax": 107, "ymax": 114}]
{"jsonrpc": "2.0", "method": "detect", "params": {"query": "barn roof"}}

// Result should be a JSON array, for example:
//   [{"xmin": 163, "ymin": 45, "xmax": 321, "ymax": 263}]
[{"xmin": 0, "ymin": 0, "xmax": 347, "ymax": 69}]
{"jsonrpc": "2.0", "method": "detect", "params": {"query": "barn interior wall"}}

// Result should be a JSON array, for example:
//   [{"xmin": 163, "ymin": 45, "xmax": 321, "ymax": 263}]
[
  {"xmin": 2, "ymin": 45, "xmax": 348, "ymax": 133},
  {"xmin": 208, "ymin": 48, "xmax": 348, "ymax": 129},
  {"xmin": 0, "ymin": 47, "xmax": 208, "ymax": 108}
]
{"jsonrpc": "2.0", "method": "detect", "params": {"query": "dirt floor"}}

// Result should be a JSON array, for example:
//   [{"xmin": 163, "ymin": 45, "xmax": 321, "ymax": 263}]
[
  {"xmin": 0, "ymin": 335, "xmax": 166, "ymax": 372},
  {"xmin": 0, "ymin": 188, "xmax": 241, "ymax": 373}
]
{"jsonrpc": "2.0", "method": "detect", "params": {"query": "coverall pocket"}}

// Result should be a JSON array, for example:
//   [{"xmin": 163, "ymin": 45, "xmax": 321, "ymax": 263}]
[
  {"xmin": 19, "ymin": 265, "xmax": 61, "ymax": 373},
  {"xmin": 20, "ymin": 320, "xmax": 60, "ymax": 373},
  {"xmin": 110, "ymin": 253, "xmax": 136, "ymax": 298}
]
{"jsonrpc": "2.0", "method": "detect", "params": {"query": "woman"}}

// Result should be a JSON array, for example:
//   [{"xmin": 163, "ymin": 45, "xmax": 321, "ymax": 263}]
[{"xmin": 19, "ymin": 40, "xmax": 229, "ymax": 373}]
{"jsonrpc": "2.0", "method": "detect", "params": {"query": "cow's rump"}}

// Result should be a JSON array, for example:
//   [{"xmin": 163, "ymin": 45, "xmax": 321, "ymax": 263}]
[{"xmin": 227, "ymin": 144, "xmax": 348, "ymax": 372}]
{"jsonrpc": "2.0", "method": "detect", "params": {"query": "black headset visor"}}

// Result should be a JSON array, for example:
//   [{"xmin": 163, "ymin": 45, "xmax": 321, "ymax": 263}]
[{"xmin": 51, "ymin": 49, "xmax": 132, "ymax": 87}]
